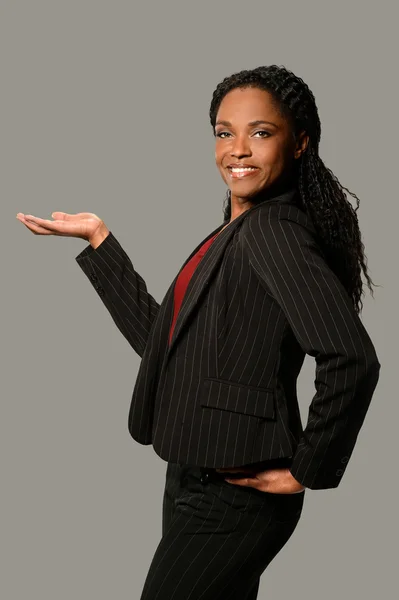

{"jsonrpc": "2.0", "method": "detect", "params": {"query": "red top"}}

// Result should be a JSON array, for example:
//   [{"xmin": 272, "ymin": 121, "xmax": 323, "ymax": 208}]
[{"xmin": 168, "ymin": 232, "xmax": 220, "ymax": 346}]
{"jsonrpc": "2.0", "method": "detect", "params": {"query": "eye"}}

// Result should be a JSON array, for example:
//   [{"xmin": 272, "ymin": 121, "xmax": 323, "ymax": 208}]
[
  {"xmin": 253, "ymin": 130, "xmax": 271, "ymax": 138},
  {"xmin": 215, "ymin": 130, "xmax": 271, "ymax": 139}
]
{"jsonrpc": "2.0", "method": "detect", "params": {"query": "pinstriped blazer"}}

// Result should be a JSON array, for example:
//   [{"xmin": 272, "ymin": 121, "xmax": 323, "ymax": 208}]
[{"xmin": 75, "ymin": 187, "xmax": 381, "ymax": 489}]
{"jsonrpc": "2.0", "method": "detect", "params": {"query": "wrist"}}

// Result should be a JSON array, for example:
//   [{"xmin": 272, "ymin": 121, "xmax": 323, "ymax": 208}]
[
  {"xmin": 287, "ymin": 469, "xmax": 305, "ymax": 491},
  {"xmin": 89, "ymin": 224, "xmax": 110, "ymax": 249}
]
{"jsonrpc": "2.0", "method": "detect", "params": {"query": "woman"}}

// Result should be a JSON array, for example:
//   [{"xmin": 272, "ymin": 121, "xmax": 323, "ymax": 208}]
[{"xmin": 16, "ymin": 65, "xmax": 381, "ymax": 599}]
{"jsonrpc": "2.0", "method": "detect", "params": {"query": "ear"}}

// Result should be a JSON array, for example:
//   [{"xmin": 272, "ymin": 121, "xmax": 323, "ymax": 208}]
[{"xmin": 294, "ymin": 130, "xmax": 309, "ymax": 159}]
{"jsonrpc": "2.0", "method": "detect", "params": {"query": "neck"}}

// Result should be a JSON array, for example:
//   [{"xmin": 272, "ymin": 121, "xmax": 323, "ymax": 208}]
[
  {"xmin": 252, "ymin": 176, "xmax": 296, "ymax": 205},
  {"xmin": 228, "ymin": 176, "xmax": 297, "ymax": 222}
]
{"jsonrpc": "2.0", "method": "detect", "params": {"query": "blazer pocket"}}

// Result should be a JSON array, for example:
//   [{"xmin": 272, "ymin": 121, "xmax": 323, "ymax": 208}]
[{"xmin": 200, "ymin": 377, "xmax": 275, "ymax": 420}]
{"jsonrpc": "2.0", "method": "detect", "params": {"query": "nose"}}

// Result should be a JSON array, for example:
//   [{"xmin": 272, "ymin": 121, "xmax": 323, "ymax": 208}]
[{"xmin": 230, "ymin": 135, "xmax": 252, "ymax": 158}]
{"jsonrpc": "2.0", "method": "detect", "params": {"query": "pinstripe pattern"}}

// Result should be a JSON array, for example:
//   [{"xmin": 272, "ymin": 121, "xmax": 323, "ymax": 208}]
[
  {"xmin": 75, "ymin": 187, "xmax": 380, "ymax": 489},
  {"xmin": 137, "ymin": 461, "xmax": 304, "ymax": 599}
]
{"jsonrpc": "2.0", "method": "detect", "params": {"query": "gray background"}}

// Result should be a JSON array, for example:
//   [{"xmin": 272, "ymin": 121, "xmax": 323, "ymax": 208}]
[{"xmin": 2, "ymin": 1, "xmax": 396, "ymax": 598}]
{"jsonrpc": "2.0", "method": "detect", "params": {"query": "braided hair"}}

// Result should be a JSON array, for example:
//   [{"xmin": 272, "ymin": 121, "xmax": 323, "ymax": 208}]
[{"xmin": 209, "ymin": 65, "xmax": 379, "ymax": 314}]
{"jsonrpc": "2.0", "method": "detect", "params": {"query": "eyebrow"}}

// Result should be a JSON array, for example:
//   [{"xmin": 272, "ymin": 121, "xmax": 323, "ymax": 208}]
[{"xmin": 215, "ymin": 119, "xmax": 278, "ymax": 128}]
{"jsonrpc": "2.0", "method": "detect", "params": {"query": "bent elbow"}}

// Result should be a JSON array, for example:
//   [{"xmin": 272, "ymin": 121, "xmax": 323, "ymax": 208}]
[
  {"xmin": 364, "ymin": 342, "xmax": 381, "ymax": 374},
  {"xmin": 358, "ymin": 343, "xmax": 381, "ymax": 393}
]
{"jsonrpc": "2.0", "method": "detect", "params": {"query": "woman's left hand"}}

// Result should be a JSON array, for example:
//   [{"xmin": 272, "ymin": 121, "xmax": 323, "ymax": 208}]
[{"xmin": 215, "ymin": 467, "xmax": 305, "ymax": 494}]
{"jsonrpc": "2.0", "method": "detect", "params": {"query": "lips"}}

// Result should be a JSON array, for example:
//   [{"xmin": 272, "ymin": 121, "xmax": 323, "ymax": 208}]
[{"xmin": 227, "ymin": 165, "xmax": 259, "ymax": 179}]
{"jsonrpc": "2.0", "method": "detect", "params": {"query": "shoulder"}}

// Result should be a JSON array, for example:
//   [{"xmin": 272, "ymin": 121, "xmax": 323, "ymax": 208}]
[
  {"xmin": 240, "ymin": 199, "xmax": 317, "ymax": 241},
  {"xmin": 244, "ymin": 200, "xmax": 315, "ymax": 232},
  {"xmin": 239, "ymin": 199, "xmax": 325, "ymax": 261}
]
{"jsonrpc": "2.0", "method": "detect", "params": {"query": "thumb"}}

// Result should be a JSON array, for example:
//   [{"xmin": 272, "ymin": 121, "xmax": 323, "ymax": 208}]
[
  {"xmin": 51, "ymin": 212, "xmax": 99, "ymax": 220},
  {"xmin": 51, "ymin": 212, "xmax": 85, "ymax": 220},
  {"xmin": 224, "ymin": 476, "xmax": 251, "ymax": 486}
]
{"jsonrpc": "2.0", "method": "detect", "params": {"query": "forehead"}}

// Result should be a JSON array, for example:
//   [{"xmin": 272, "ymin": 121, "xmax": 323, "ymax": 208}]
[{"xmin": 216, "ymin": 87, "xmax": 282, "ymax": 122}]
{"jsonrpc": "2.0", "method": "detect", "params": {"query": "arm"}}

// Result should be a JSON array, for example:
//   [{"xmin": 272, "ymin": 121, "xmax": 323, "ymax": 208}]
[
  {"xmin": 75, "ymin": 229, "xmax": 160, "ymax": 358},
  {"xmin": 242, "ymin": 205, "xmax": 381, "ymax": 490}
]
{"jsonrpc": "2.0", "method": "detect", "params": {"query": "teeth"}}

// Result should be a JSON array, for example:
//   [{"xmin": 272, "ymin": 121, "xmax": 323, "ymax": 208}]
[{"xmin": 230, "ymin": 167, "xmax": 257, "ymax": 172}]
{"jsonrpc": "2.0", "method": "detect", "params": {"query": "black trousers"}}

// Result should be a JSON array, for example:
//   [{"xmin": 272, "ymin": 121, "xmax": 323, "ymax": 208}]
[{"xmin": 139, "ymin": 461, "xmax": 305, "ymax": 599}]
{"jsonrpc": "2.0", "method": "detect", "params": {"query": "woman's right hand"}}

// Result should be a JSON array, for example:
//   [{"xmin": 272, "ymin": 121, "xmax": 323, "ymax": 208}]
[{"xmin": 16, "ymin": 211, "xmax": 109, "ymax": 246}]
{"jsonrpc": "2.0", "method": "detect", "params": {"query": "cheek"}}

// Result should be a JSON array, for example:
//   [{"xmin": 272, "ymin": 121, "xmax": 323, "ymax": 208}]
[
  {"xmin": 257, "ymin": 143, "xmax": 281, "ymax": 162},
  {"xmin": 261, "ymin": 149, "xmax": 287, "ymax": 177},
  {"xmin": 215, "ymin": 152, "xmax": 227, "ymax": 178},
  {"xmin": 215, "ymin": 144, "xmax": 225, "ymax": 165}
]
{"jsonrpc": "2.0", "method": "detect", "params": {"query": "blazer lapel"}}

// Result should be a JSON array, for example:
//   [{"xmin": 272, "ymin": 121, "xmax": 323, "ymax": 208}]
[
  {"xmin": 166, "ymin": 186, "xmax": 298, "ymax": 358},
  {"xmin": 167, "ymin": 210, "xmax": 247, "ymax": 358}
]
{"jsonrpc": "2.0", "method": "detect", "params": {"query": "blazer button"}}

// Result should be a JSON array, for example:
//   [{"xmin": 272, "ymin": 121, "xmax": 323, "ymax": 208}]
[
  {"xmin": 336, "ymin": 469, "xmax": 344, "ymax": 476},
  {"xmin": 341, "ymin": 456, "xmax": 349, "ymax": 464},
  {"xmin": 200, "ymin": 471, "xmax": 209, "ymax": 484},
  {"xmin": 97, "ymin": 287, "xmax": 105, "ymax": 296},
  {"xmin": 89, "ymin": 273, "xmax": 98, "ymax": 282}
]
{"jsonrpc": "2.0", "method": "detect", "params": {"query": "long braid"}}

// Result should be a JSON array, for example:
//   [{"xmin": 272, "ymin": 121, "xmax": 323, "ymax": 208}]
[{"xmin": 209, "ymin": 65, "xmax": 380, "ymax": 313}]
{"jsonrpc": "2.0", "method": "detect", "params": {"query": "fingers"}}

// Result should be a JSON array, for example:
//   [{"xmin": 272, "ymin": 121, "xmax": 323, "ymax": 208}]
[
  {"xmin": 17, "ymin": 212, "xmax": 95, "ymax": 239},
  {"xmin": 16, "ymin": 214, "xmax": 71, "ymax": 235},
  {"xmin": 224, "ymin": 476, "xmax": 260, "ymax": 489},
  {"xmin": 22, "ymin": 215, "xmax": 65, "ymax": 232},
  {"xmin": 16, "ymin": 214, "xmax": 53, "ymax": 235},
  {"xmin": 17, "ymin": 211, "xmax": 96, "ymax": 222}
]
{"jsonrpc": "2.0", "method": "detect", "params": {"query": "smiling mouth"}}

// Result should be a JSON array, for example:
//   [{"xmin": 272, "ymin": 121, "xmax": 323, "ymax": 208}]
[{"xmin": 227, "ymin": 166, "xmax": 259, "ymax": 179}]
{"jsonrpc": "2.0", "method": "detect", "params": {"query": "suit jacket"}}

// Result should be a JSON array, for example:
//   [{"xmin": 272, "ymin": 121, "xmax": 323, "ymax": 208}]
[{"xmin": 75, "ymin": 187, "xmax": 381, "ymax": 489}]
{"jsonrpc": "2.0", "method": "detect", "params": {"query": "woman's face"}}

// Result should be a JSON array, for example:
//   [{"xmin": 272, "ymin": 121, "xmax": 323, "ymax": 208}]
[{"xmin": 214, "ymin": 87, "xmax": 307, "ymax": 206}]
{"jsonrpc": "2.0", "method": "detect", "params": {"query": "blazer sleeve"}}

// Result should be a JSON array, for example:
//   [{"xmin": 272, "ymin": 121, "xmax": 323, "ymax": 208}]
[
  {"xmin": 241, "ymin": 206, "xmax": 381, "ymax": 490},
  {"xmin": 75, "ymin": 231, "xmax": 160, "ymax": 358}
]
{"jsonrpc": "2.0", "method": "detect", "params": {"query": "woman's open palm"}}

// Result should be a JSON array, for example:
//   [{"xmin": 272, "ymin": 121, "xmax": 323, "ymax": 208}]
[{"xmin": 16, "ymin": 211, "xmax": 104, "ymax": 242}]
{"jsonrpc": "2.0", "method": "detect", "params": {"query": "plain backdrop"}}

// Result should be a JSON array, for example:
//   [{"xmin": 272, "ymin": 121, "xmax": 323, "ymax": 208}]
[{"xmin": 2, "ymin": 1, "xmax": 396, "ymax": 598}]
